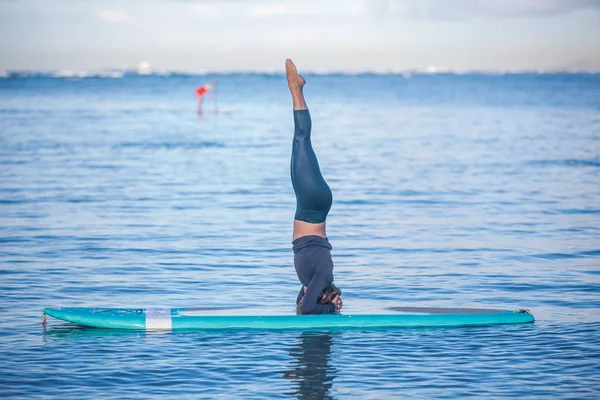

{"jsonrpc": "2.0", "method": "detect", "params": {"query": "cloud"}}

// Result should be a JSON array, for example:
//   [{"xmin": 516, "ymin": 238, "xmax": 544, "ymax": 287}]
[
  {"xmin": 249, "ymin": 4, "xmax": 289, "ymax": 17},
  {"xmin": 248, "ymin": 1, "xmax": 364, "ymax": 17},
  {"xmin": 176, "ymin": 0, "xmax": 600, "ymax": 18},
  {"xmin": 375, "ymin": 0, "xmax": 600, "ymax": 20},
  {"xmin": 187, "ymin": 3, "xmax": 226, "ymax": 17},
  {"xmin": 96, "ymin": 9, "xmax": 128, "ymax": 23},
  {"xmin": 182, "ymin": 0, "xmax": 365, "ymax": 18},
  {"xmin": 170, "ymin": 0, "xmax": 600, "ymax": 20}
]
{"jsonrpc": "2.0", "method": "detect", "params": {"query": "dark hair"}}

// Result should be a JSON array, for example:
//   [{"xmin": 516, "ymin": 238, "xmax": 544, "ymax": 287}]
[
  {"xmin": 296, "ymin": 283, "xmax": 342, "ymax": 312},
  {"xmin": 321, "ymin": 283, "xmax": 342, "ymax": 304}
]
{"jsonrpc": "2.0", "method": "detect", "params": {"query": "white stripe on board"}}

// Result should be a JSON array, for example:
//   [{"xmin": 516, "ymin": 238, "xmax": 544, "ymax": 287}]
[{"xmin": 145, "ymin": 308, "xmax": 172, "ymax": 330}]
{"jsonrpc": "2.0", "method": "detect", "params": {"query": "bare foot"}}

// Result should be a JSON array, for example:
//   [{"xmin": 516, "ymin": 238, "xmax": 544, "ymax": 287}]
[
  {"xmin": 286, "ymin": 59, "xmax": 308, "ymax": 110},
  {"xmin": 285, "ymin": 59, "xmax": 306, "ymax": 92}
]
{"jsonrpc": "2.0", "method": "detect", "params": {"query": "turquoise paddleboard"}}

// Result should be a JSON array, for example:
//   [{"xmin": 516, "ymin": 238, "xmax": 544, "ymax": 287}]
[{"xmin": 43, "ymin": 307, "xmax": 534, "ymax": 330}]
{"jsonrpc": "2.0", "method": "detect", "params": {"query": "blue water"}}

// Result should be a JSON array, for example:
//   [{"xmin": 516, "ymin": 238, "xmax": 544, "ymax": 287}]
[{"xmin": 1, "ymin": 72, "xmax": 599, "ymax": 398}]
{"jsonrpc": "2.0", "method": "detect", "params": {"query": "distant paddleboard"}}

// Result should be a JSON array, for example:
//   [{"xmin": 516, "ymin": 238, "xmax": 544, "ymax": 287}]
[
  {"xmin": 43, "ymin": 307, "xmax": 534, "ymax": 331},
  {"xmin": 215, "ymin": 108, "xmax": 233, "ymax": 115}
]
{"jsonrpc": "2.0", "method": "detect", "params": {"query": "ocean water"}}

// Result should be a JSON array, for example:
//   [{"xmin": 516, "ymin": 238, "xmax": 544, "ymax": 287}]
[{"xmin": 0, "ymin": 72, "xmax": 599, "ymax": 398}]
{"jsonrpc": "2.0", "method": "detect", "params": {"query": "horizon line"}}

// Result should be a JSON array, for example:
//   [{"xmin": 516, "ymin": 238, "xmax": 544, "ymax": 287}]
[{"xmin": 2, "ymin": 67, "xmax": 600, "ymax": 78}]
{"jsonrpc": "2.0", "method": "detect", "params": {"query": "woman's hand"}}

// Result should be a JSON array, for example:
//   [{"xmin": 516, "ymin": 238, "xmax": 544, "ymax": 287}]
[{"xmin": 332, "ymin": 295, "xmax": 343, "ymax": 311}]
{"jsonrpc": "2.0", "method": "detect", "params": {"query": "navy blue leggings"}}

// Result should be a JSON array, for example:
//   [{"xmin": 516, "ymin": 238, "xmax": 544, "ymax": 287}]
[{"xmin": 290, "ymin": 109, "xmax": 332, "ymax": 224}]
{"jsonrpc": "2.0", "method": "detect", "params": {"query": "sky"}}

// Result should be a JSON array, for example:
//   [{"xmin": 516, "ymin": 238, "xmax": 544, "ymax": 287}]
[{"xmin": 1, "ymin": 0, "xmax": 599, "ymax": 73}]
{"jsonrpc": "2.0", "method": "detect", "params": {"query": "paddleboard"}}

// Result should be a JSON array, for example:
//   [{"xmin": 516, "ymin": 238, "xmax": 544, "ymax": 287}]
[{"xmin": 43, "ymin": 307, "xmax": 534, "ymax": 331}]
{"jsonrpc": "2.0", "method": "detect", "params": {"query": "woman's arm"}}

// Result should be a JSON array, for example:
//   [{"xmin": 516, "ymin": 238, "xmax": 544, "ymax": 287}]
[{"xmin": 296, "ymin": 286, "xmax": 305, "ymax": 306}]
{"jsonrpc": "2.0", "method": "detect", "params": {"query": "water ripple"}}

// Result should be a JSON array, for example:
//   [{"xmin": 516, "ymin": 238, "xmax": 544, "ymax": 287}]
[{"xmin": 1, "ymin": 73, "xmax": 599, "ymax": 398}]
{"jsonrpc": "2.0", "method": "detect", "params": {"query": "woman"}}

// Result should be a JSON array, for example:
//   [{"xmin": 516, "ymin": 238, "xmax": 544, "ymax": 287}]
[
  {"xmin": 195, "ymin": 81, "xmax": 215, "ymax": 115},
  {"xmin": 286, "ymin": 59, "xmax": 343, "ymax": 314}
]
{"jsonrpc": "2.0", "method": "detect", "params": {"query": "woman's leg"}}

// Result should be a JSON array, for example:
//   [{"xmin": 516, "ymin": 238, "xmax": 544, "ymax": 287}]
[{"xmin": 286, "ymin": 59, "xmax": 333, "ymax": 225}]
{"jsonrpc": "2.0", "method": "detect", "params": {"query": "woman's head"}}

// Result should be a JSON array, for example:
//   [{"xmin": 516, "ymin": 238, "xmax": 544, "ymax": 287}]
[
  {"xmin": 321, "ymin": 283, "xmax": 342, "ymax": 304},
  {"xmin": 296, "ymin": 283, "xmax": 342, "ymax": 312}
]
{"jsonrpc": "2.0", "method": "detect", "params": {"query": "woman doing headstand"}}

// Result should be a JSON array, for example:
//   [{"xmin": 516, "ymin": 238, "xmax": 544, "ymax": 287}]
[{"xmin": 286, "ymin": 59, "xmax": 343, "ymax": 314}]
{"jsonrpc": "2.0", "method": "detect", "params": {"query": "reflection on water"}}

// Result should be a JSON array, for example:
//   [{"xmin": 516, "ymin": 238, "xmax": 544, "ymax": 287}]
[
  {"xmin": 284, "ymin": 332, "xmax": 338, "ymax": 399},
  {"xmin": 42, "ymin": 324, "xmax": 147, "ymax": 346}
]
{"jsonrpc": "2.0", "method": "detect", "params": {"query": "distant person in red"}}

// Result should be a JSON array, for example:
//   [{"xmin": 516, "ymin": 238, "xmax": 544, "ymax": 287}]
[{"xmin": 195, "ymin": 81, "xmax": 215, "ymax": 115}]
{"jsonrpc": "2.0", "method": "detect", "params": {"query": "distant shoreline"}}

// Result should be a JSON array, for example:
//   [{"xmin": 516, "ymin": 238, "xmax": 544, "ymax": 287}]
[{"xmin": 2, "ymin": 70, "xmax": 599, "ymax": 79}]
